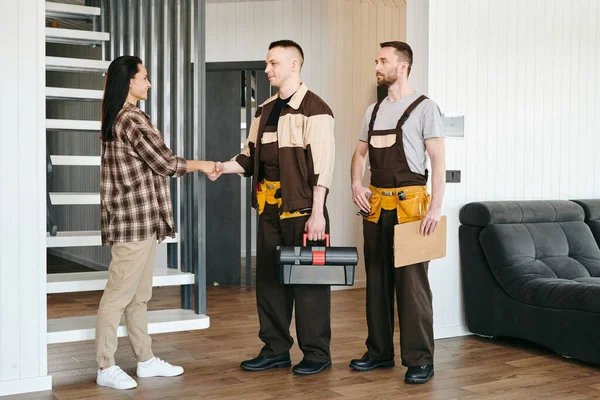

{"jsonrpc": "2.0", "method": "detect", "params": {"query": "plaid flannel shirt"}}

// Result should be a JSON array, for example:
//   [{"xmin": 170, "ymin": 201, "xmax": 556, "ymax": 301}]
[{"xmin": 101, "ymin": 102, "xmax": 187, "ymax": 245}]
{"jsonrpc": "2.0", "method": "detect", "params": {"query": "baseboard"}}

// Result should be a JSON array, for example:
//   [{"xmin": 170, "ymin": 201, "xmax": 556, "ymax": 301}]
[
  {"xmin": 434, "ymin": 324, "xmax": 472, "ymax": 339},
  {"xmin": 0, "ymin": 375, "xmax": 52, "ymax": 397},
  {"xmin": 48, "ymin": 249, "xmax": 108, "ymax": 271}
]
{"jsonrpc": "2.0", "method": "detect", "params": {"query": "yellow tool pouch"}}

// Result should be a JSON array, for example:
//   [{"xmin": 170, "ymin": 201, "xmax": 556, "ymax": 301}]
[
  {"xmin": 257, "ymin": 180, "xmax": 308, "ymax": 220},
  {"xmin": 256, "ymin": 188, "xmax": 267, "ymax": 215},
  {"xmin": 364, "ymin": 185, "xmax": 430, "ymax": 224},
  {"xmin": 257, "ymin": 180, "xmax": 282, "ymax": 215}
]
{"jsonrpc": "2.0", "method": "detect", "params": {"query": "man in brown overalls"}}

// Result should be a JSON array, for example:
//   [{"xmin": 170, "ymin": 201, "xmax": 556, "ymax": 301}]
[
  {"xmin": 207, "ymin": 40, "xmax": 335, "ymax": 376},
  {"xmin": 349, "ymin": 41, "xmax": 446, "ymax": 384}
]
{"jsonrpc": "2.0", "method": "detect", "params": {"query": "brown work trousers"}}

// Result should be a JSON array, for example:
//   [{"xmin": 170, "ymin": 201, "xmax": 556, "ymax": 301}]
[
  {"xmin": 256, "ymin": 203, "xmax": 331, "ymax": 363},
  {"xmin": 363, "ymin": 209, "xmax": 434, "ymax": 367}
]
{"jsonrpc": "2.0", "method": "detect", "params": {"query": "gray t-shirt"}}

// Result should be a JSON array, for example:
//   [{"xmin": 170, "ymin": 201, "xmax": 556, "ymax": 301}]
[{"xmin": 358, "ymin": 92, "xmax": 444, "ymax": 175}]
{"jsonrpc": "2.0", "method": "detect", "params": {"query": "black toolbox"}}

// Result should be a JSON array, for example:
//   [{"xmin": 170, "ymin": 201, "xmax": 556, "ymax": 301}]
[{"xmin": 277, "ymin": 234, "xmax": 358, "ymax": 286}]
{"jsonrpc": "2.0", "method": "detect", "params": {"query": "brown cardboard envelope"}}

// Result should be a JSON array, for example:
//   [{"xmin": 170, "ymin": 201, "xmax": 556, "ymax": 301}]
[{"xmin": 394, "ymin": 216, "xmax": 447, "ymax": 268}]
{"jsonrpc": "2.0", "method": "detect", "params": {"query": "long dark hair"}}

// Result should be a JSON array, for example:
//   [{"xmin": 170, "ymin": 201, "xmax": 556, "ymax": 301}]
[{"xmin": 101, "ymin": 56, "xmax": 142, "ymax": 141}]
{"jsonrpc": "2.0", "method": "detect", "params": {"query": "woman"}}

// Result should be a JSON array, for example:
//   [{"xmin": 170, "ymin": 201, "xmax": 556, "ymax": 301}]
[{"xmin": 96, "ymin": 56, "xmax": 213, "ymax": 390}]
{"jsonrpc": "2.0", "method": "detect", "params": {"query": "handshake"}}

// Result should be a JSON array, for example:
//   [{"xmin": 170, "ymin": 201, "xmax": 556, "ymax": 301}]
[
  {"xmin": 205, "ymin": 161, "xmax": 224, "ymax": 181},
  {"xmin": 191, "ymin": 160, "xmax": 244, "ymax": 182}
]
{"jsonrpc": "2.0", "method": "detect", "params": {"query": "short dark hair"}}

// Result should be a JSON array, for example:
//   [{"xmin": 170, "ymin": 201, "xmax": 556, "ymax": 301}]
[
  {"xmin": 269, "ymin": 39, "xmax": 304, "ymax": 67},
  {"xmin": 380, "ymin": 41, "xmax": 413, "ymax": 77}
]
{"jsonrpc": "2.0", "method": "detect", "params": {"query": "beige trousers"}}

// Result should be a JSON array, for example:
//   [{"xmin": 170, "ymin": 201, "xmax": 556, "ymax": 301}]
[{"xmin": 95, "ymin": 233, "xmax": 156, "ymax": 368}]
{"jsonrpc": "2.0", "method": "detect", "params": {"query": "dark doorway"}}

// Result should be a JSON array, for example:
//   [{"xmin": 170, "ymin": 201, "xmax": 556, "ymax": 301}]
[{"xmin": 205, "ymin": 61, "xmax": 272, "ymax": 286}]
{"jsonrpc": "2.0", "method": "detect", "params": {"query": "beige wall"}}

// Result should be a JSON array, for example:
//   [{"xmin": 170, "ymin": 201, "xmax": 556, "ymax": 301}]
[
  {"xmin": 325, "ymin": 0, "xmax": 406, "ymax": 285},
  {"xmin": 206, "ymin": 0, "xmax": 407, "ymax": 287}
]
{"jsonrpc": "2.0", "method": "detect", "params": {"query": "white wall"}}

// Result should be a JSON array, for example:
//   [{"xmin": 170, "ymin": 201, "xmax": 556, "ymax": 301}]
[
  {"xmin": 207, "ymin": 0, "xmax": 407, "ymax": 286},
  {"xmin": 0, "ymin": 0, "xmax": 52, "ymax": 396},
  {"xmin": 406, "ymin": 0, "xmax": 427, "ymax": 94},
  {"xmin": 409, "ymin": 0, "xmax": 600, "ymax": 338},
  {"xmin": 206, "ymin": 0, "xmax": 329, "ymax": 97}
]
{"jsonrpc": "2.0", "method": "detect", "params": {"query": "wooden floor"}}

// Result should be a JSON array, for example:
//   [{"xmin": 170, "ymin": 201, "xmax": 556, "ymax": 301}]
[{"xmin": 13, "ymin": 286, "xmax": 600, "ymax": 400}]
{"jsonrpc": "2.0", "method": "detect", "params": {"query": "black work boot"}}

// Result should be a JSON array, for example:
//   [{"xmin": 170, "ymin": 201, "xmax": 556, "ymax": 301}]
[
  {"xmin": 349, "ymin": 353, "xmax": 395, "ymax": 371},
  {"xmin": 240, "ymin": 351, "xmax": 291, "ymax": 371},
  {"xmin": 405, "ymin": 364, "xmax": 434, "ymax": 384}
]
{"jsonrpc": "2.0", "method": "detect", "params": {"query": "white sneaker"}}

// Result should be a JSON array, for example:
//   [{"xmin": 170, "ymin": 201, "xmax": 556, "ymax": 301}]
[
  {"xmin": 136, "ymin": 357, "xmax": 184, "ymax": 378},
  {"xmin": 96, "ymin": 365, "xmax": 137, "ymax": 390}
]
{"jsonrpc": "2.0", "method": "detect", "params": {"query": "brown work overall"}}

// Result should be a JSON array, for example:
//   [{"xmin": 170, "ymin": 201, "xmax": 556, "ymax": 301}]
[{"xmin": 363, "ymin": 95, "xmax": 434, "ymax": 367}]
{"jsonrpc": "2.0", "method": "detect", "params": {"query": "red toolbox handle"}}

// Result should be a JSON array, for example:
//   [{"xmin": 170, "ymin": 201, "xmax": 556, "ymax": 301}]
[{"xmin": 303, "ymin": 233, "xmax": 330, "ymax": 247}]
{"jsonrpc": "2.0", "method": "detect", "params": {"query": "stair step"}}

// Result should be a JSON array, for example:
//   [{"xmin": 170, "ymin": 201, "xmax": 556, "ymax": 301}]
[
  {"xmin": 49, "ymin": 192, "xmax": 99, "ymax": 205},
  {"xmin": 45, "ymin": 2, "xmax": 101, "ymax": 20},
  {"xmin": 47, "ymin": 270, "xmax": 195, "ymax": 294},
  {"xmin": 46, "ymin": 56, "xmax": 110, "ymax": 73},
  {"xmin": 49, "ymin": 155, "xmax": 100, "ymax": 166},
  {"xmin": 47, "ymin": 119, "xmax": 101, "ymax": 131},
  {"xmin": 47, "ymin": 309, "xmax": 210, "ymax": 344},
  {"xmin": 45, "ymin": 27, "xmax": 109, "ymax": 45},
  {"xmin": 46, "ymin": 87, "xmax": 103, "ymax": 101},
  {"xmin": 47, "ymin": 231, "xmax": 179, "ymax": 248}
]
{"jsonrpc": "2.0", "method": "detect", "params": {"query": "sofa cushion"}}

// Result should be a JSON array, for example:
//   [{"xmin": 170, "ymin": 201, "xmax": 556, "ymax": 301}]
[
  {"xmin": 572, "ymin": 199, "xmax": 600, "ymax": 221},
  {"xmin": 572, "ymin": 199, "xmax": 600, "ymax": 246},
  {"xmin": 459, "ymin": 201, "xmax": 584, "ymax": 227},
  {"xmin": 574, "ymin": 277, "xmax": 600, "ymax": 284},
  {"xmin": 479, "ymin": 220, "xmax": 600, "ymax": 313},
  {"xmin": 517, "ymin": 278, "xmax": 600, "ymax": 314}
]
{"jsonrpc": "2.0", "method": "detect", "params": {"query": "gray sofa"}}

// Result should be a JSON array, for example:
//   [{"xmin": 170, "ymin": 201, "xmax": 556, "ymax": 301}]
[
  {"xmin": 573, "ymin": 199, "xmax": 600, "ymax": 247},
  {"xmin": 459, "ymin": 200, "xmax": 600, "ymax": 364}
]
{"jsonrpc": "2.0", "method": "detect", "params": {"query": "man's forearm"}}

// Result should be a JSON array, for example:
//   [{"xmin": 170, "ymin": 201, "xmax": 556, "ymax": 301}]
[
  {"xmin": 221, "ymin": 160, "xmax": 245, "ymax": 175},
  {"xmin": 429, "ymin": 161, "xmax": 445, "ymax": 209},
  {"xmin": 351, "ymin": 152, "xmax": 366, "ymax": 187},
  {"xmin": 312, "ymin": 186, "xmax": 327, "ymax": 214}
]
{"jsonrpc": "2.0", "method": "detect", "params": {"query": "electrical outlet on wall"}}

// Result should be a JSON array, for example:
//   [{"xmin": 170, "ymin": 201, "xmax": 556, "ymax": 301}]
[{"xmin": 446, "ymin": 170, "xmax": 461, "ymax": 183}]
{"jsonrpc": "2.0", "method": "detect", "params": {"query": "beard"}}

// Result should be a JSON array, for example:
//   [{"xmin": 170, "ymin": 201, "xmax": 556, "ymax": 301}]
[{"xmin": 376, "ymin": 67, "xmax": 399, "ymax": 87}]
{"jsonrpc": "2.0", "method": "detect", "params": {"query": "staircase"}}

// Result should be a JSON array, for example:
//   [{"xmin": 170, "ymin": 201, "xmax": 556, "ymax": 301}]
[{"xmin": 45, "ymin": 1, "xmax": 209, "ymax": 345}]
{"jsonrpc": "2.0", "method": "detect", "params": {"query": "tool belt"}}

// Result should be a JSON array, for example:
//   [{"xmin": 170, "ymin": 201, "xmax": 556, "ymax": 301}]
[
  {"xmin": 257, "ymin": 179, "xmax": 310, "ymax": 220},
  {"xmin": 363, "ymin": 185, "xmax": 430, "ymax": 224}
]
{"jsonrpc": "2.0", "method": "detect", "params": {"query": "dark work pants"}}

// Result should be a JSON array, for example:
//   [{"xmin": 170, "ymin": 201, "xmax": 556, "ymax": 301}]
[
  {"xmin": 363, "ymin": 209, "xmax": 434, "ymax": 367},
  {"xmin": 256, "ymin": 203, "xmax": 331, "ymax": 363}
]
